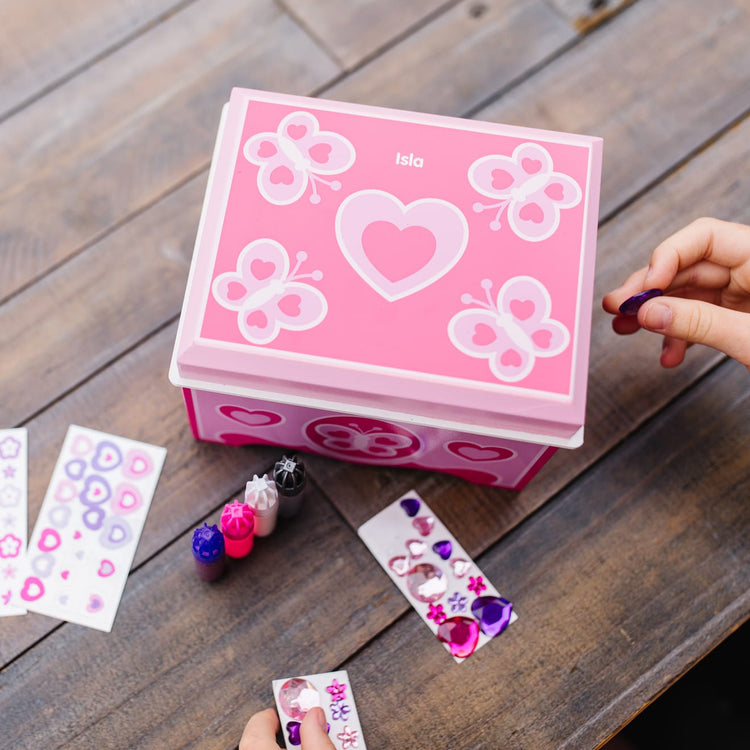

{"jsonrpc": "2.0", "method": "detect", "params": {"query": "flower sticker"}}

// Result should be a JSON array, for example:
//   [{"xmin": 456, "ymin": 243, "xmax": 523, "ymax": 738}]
[
  {"xmin": 448, "ymin": 591, "xmax": 468, "ymax": 613},
  {"xmin": 426, "ymin": 602, "xmax": 447, "ymax": 625},
  {"xmin": 336, "ymin": 725, "xmax": 360, "ymax": 749},
  {"xmin": 0, "ymin": 437, "xmax": 21, "ymax": 460},
  {"xmin": 326, "ymin": 678, "xmax": 347, "ymax": 703},
  {"xmin": 330, "ymin": 703, "xmax": 351, "ymax": 722},
  {"xmin": 0, "ymin": 534, "xmax": 22, "ymax": 559},
  {"xmin": 0, "ymin": 485, "xmax": 21, "ymax": 508},
  {"xmin": 468, "ymin": 575, "xmax": 487, "ymax": 596}
]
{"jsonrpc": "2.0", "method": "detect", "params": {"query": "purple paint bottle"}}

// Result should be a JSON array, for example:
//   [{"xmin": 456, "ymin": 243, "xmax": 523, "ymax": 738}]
[{"xmin": 191, "ymin": 523, "xmax": 226, "ymax": 582}]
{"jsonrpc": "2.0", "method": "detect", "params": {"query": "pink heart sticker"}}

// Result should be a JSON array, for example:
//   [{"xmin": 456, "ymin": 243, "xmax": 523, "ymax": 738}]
[
  {"xmin": 388, "ymin": 556, "xmax": 409, "ymax": 577},
  {"xmin": 450, "ymin": 558, "xmax": 472, "ymax": 578},
  {"xmin": 61, "ymin": 570, "xmax": 69, "ymax": 580},
  {"xmin": 20, "ymin": 576, "xmax": 45, "ymax": 602},
  {"xmin": 98, "ymin": 559, "xmax": 115, "ymax": 578},
  {"xmin": 436, "ymin": 616, "xmax": 480, "ymax": 658},
  {"xmin": 123, "ymin": 450, "xmax": 153, "ymax": 479},
  {"xmin": 38, "ymin": 528, "xmax": 62, "ymax": 553},
  {"xmin": 406, "ymin": 539, "xmax": 426, "ymax": 558}
]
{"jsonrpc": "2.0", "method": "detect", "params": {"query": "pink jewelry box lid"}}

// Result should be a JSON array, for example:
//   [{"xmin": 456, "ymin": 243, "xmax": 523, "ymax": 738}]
[{"xmin": 170, "ymin": 88, "xmax": 603, "ymax": 449}]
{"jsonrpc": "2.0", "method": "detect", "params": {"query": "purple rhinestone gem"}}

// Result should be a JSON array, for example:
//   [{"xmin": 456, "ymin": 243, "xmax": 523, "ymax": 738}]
[
  {"xmin": 399, "ymin": 496, "xmax": 421, "ymax": 517},
  {"xmin": 618, "ymin": 288, "xmax": 664, "ymax": 316},
  {"xmin": 432, "ymin": 539, "xmax": 452, "ymax": 560},
  {"xmin": 286, "ymin": 721, "xmax": 301, "ymax": 746},
  {"xmin": 471, "ymin": 595, "xmax": 513, "ymax": 638}
]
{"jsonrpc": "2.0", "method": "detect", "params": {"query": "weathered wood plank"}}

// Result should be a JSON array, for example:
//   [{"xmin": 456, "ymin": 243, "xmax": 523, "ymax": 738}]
[
  {"xmin": 546, "ymin": 0, "xmax": 637, "ymax": 34},
  {"xmin": 0, "ymin": 0, "xmax": 339, "ymax": 302},
  {"xmin": 280, "ymin": 0, "xmax": 449, "ymax": 70},
  {"xmin": 323, "ymin": 0, "xmax": 576, "ymax": 115},
  {"xmin": 338, "ymin": 357, "xmax": 750, "ymax": 749},
  {"xmin": 475, "ymin": 0, "xmax": 750, "ymax": 219},
  {"xmin": 0, "ymin": 0, "xmax": 187, "ymax": 119}
]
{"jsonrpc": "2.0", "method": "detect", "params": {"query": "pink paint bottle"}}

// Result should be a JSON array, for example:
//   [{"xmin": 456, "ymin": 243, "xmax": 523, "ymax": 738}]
[
  {"xmin": 244, "ymin": 474, "xmax": 279, "ymax": 537},
  {"xmin": 220, "ymin": 500, "xmax": 255, "ymax": 558}
]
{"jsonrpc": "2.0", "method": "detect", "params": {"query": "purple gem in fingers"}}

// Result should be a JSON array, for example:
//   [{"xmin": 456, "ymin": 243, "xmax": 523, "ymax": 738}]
[
  {"xmin": 432, "ymin": 539, "xmax": 452, "ymax": 560},
  {"xmin": 286, "ymin": 722, "xmax": 301, "ymax": 746},
  {"xmin": 471, "ymin": 595, "xmax": 513, "ymax": 638},
  {"xmin": 618, "ymin": 288, "xmax": 664, "ymax": 316},
  {"xmin": 400, "ymin": 496, "xmax": 421, "ymax": 517}
]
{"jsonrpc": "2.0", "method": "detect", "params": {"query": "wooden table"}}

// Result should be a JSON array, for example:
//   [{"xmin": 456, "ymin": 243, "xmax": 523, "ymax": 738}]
[{"xmin": 1, "ymin": 1, "xmax": 748, "ymax": 747}]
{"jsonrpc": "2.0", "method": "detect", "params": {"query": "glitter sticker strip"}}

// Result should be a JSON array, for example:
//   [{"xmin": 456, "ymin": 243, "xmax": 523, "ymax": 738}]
[
  {"xmin": 272, "ymin": 670, "xmax": 366, "ymax": 750},
  {"xmin": 0, "ymin": 428, "xmax": 28, "ymax": 617},
  {"xmin": 17, "ymin": 426, "xmax": 166, "ymax": 632},
  {"xmin": 358, "ymin": 490, "xmax": 517, "ymax": 662}
]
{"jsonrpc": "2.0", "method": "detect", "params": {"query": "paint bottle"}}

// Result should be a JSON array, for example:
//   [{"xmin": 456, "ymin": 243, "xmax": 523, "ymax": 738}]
[
  {"xmin": 191, "ymin": 522, "xmax": 226, "ymax": 581},
  {"xmin": 245, "ymin": 474, "xmax": 279, "ymax": 537},
  {"xmin": 273, "ymin": 455, "xmax": 307, "ymax": 518},
  {"xmin": 220, "ymin": 500, "xmax": 255, "ymax": 558}
]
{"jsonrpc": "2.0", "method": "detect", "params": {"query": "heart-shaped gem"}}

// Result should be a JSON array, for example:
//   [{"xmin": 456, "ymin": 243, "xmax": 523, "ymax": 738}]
[
  {"xmin": 388, "ymin": 556, "xmax": 409, "ymax": 577},
  {"xmin": 436, "ymin": 616, "xmax": 480, "ymax": 658},
  {"xmin": 64, "ymin": 458, "xmax": 86, "ymax": 481},
  {"xmin": 286, "ymin": 722, "xmax": 302, "ymax": 746},
  {"xmin": 399, "ymin": 496, "xmax": 421, "ymax": 517},
  {"xmin": 471, "ymin": 595, "xmax": 513, "ymax": 638},
  {"xmin": 406, "ymin": 539, "xmax": 426, "ymax": 558},
  {"xmin": 406, "ymin": 563, "xmax": 447, "ymax": 603},
  {"xmin": 19, "ymin": 576, "xmax": 44, "ymax": 602},
  {"xmin": 450, "ymin": 558, "xmax": 472, "ymax": 578},
  {"xmin": 92, "ymin": 440, "xmax": 122, "ymax": 472},
  {"xmin": 412, "ymin": 515, "xmax": 434, "ymax": 536},
  {"xmin": 97, "ymin": 559, "xmax": 115, "ymax": 578},
  {"xmin": 432, "ymin": 540, "xmax": 452, "ymax": 560}
]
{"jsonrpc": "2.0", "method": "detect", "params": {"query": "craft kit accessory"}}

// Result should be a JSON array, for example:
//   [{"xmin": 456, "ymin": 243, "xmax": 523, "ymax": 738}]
[
  {"xmin": 220, "ymin": 500, "xmax": 255, "ymax": 558},
  {"xmin": 618, "ymin": 288, "xmax": 664, "ymax": 316},
  {"xmin": 17, "ymin": 425, "xmax": 166, "ymax": 632},
  {"xmin": 0, "ymin": 428, "xmax": 28, "ymax": 617},
  {"xmin": 169, "ymin": 88, "xmax": 603, "ymax": 490},
  {"xmin": 273, "ymin": 455, "xmax": 306, "ymax": 518},
  {"xmin": 273, "ymin": 670, "xmax": 366, "ymax": 750},
  {"xmin": 191, "ymin": 523, "xmax": 226, "ymax": 581},
  {"xmin": 358, "ymin": 490, "xmax": 516, "ymax": 661},
  {"xmin": 244, "ymin": 473, "xmax": 279, "ymax": 536}
]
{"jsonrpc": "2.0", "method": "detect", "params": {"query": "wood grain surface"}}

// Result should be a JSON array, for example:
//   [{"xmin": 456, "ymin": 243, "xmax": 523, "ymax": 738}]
[{"xmin": 1, "ymin": 0, "xmax": 748, "ymax": 748}]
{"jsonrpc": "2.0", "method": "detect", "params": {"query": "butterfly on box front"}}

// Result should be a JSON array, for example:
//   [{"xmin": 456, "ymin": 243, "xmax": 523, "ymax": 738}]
[
  {"xmin": 448, "ymin": 276, "xmax": 570, "ymax": 383},
  {"xmin": 243, "ymin": 111, "xmax": 356, "ymax": 206},
  {"xmin": 468, "ymin": 142, "xmax": 582, "ymax": 242},
  {"xmin": 212, "ymin": 239, "xmax": 327, "ymax": 345}
]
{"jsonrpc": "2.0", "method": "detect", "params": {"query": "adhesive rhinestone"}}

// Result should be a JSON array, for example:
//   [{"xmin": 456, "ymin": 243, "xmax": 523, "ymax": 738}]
[
  {"xmin": 399, "ymin": 496, "xmax": 421, "ymax": 517},
  {"xmin": 406, "ymin": 563, "xmax": 447, "ymax": 603},
  {"xmin": 432, "ymin": 539, "xmax": 452, "ymax": 560},
  {"xmin": 436, "ymin": 616, "xmax": 480, "ymax": 658},
  {"xmin": 471, "ymin": 595, "xmax": 513, "ymax": 637},
  {"xmin": 412, "ymin": 515, "xmax": 434, "ymax": 536},
  {"xmin": 278, "ymin": 678, "xmax": 320, "ymax": 721}
]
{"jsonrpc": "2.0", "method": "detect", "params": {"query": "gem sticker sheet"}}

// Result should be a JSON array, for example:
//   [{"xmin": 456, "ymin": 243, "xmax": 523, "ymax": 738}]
[
  {"xmin": 272, "ymin": 670, "xmax": 366, "ymax": 750},
  {"xmin": 358, "ymin": 490, "xmax": 516, "ymax": 661},
  {"xmin": 17, "ymin": 426, "xmax": 166, "ymax": 632},
  {"xmin": 0, "ymin": 428, "xmax": 28, "ymax": 617}
]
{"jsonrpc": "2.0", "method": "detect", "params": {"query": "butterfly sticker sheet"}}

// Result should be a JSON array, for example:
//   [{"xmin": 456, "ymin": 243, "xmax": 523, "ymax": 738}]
[
  {"xmin": 0, "ymin": 428, "xmax": 28, "ymax": 617},
  {"xmin": 358, "ymin": 490, "xmax": 517, "ymax": 662},
  {"xmin": 17, "ymin": 426, "xmax": 166, "ymax": 631},
  {"xmin": 272, "ymin": 670, "xmax": 367, "ymax": 749}
]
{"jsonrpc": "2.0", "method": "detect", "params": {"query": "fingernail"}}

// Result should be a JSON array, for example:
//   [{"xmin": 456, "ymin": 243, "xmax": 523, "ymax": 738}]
[
  {"xmin": 642, "ymin": 301, "xmax": 672, "ymax": 331},
  {"xmin": 313, "ymin": 707, "xmax": 328, "ymax": 732}
]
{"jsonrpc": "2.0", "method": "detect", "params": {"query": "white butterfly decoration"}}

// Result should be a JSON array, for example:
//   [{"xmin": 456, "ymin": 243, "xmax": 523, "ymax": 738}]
[
  {"xmin": 243, "ymin": 111, "xmax": 355, "ymax": 205},
  {"xmin": 468, "ymin": 142, "xmax": 582, "ymax": 242},
  {"xmin": 448, "ymin": 276, "xmax": 570, "ymax": 383},
  {"xmin": 212, "ymin": 239, "xmax": 327, "ymax": 345}
]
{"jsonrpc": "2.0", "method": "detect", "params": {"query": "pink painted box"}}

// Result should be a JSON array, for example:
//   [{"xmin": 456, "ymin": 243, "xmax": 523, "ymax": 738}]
[{"xmin": 169, "ymin": 88, "xmax": 602, "ymax": 489}]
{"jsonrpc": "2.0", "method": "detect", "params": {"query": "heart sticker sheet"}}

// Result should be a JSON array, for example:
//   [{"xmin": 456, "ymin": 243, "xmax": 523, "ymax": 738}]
[
  {"xmin": 0, "ymin": 428, "xmax": 28, "ymax": 617},
  {"xmin": 272, "ymin": 670, "xmax": 366, "ymax": 749},
  {"xmin": 17, "ymin": 426, "xmax": 166, "ymax": 631},
  {"xmin": 358, "ymin": 490, "xmax": 516, "ymax": 661}
]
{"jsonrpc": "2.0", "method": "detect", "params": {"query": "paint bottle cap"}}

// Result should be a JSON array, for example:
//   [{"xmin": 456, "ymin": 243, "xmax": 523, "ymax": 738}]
[
  {"xmin": 245, "ymin": 474, "xmax": 278, "ymax": 517},
  {"xmin": 273, "ymin": 455, "xmax": 306, "ymax": 497},
  {"xmin": 191, "ymin": 522, "xmax": 225, "ymax": 562}
]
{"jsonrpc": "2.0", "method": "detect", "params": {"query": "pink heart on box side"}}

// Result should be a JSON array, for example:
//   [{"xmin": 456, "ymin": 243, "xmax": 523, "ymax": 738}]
[
  {"xmin": 447, "ymin": 441, "xmax": 515, "ymax": 463},
  {"xmin": 362, "ymin": 221, "xmax": 436, "ymax": 283},
  {"xmin": 510, "ymin": 299, "xmax": 535, "ymax": 321},
  {"xmin": 257, "ymin": 140, "xmax": 277, "ymax": 158},
  {"xmin": 545, "ymin": 182, "xmax": 564, "ymax": 200},
  {"xmin": 309, "ymin": 143, "xmax": 332, "ymax": 164},
  {"xmin": 218, "ymin": 405, "xmax": 283, "ymax": 428},
  {"xmin": 472, "ymin": 323, "xmax": 496, "ymax": 346},
  {"xmin": 518, "ymin": 203, "xmax": 545, "ymax": 224},
  {"xmin": 501, "ymin": 349, "xmax": 523, "ymax": 367},
  {"xmin": 287, "ymin": 124, "xmax": 307, "ymax": 140},
  {"xmin": 270, "ymin": 166, "xmax": 294, "ymax": 185},
  {"xmin": 533, "ymin": 330, "xmax": 553, "ymax": 349},
  {"xmin": 521, "ymin": 157, "xmax": 542, "ymax": 174}
]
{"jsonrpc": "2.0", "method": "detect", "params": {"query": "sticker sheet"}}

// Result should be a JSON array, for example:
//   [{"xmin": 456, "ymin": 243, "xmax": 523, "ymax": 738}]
[
  {"xmin": 358, "ymin": 490, "xmax": 516, "ymax": 661},
  {"xmin": 272, "ymin": 670, "xmax": 366, "ymax": 750},
  {"xmin": 17, "ymin": 426, "xmax": 166, "ymax": 631},
  {"xmin": 0, "ymin": 428, "xmax": 28, "ymax": 617}
]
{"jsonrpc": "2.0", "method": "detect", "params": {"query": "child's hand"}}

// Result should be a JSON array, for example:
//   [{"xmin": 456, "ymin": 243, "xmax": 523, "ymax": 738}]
[
  {"xmin": 602, "ymin": 218, "xmax": 750, "ymax": 368},
  {"xmin": 240, "ymin": 707, "xmax": 336, "ymax": 750}
]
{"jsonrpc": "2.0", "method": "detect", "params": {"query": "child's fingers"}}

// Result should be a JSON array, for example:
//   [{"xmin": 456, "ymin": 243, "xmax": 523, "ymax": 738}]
[
  {"xmin": 239, "ymin": 708, "xmax": 282, "ymax": 750},
  {"xmin": 638, "ymin": 296, "xmax": 750, "ymax": 368},
  {"xmin": 299, "ymin": 707, "xmax": 337, "ymax": 750}
]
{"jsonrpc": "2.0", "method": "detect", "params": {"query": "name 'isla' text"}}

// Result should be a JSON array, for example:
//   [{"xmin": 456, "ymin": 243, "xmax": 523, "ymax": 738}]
[{"xmin": 395, "ymin": 152, "xmax": 424, "ymax": 168}]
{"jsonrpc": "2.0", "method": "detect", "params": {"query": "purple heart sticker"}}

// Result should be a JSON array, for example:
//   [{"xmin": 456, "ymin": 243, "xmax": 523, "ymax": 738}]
[
  {"xmin": 432, "ymin": 539, "xmax": 452, "ymax": 560},
  {"xmin": 286, "ymin": 722, "xmax": 301, "ymax": 746},
  {"xmin": 471, "ymin": 595, "xmax": 513, "ymax": 638},
  {"xmin": 399, "ymin": 496, "xmax": 421, "ymax": 517}
]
